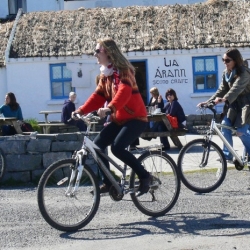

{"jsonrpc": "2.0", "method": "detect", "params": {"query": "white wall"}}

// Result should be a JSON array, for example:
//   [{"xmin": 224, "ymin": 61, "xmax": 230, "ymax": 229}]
[
  {"xmin": 26, "ymin": 0, "xmax": 64, "ymax": 12},
  {"xmin": 0, "ymin": 0, "xmax": 9, "ymax": 18},
  {"xmin": 0, "ymin": 67, "xmax": 7, "ymax": 101},
  {"xmin": 4, "ymin": 47, "xmax": 250, "ymax": 121},
  {"xmin": 5, "ymin": 57, "xmax": 99, "ymax": 121},
  {"xmin": 126, "ymin": 47, "xmax": 250, "ymax": 116},
  {"xmin": 64, "ymin": 0, "xmax": 206, "ymax": 9},
  {"xmin": 0, "ymin": 0, "xmax": 64, "ymax": 18}
]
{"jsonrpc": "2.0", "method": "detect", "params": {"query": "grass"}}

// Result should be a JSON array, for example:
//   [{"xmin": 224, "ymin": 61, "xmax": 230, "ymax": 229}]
[{"xmin": 24, "ymin": 118, "xmax": 42, "ymax": 133}]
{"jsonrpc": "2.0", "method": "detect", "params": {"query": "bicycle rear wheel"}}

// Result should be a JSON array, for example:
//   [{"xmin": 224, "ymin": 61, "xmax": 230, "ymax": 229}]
[
  {"xmin": 37, "ymin": 159, "xmax": 100, "ymax": 231},
  {"xmin": 130, "ymin": 151, "xmax": 180, "ymax": 217},
  {"xmin": 178, "ymin": 138, "xmax": 227, "ymax": 193},
  {"xmin": 0, "ymin": 148, "xmax": 6, "ymax": 182}
]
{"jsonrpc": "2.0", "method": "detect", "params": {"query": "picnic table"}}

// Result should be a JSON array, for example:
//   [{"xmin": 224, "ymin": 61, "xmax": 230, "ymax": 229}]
[
  {"xmin": 140, "ymin": 113, "xmax": 187, "ymax": 149},
  {"xmin": 38, "ymin": 110, "xmax": 97, "ymax": 134},
  {"xmin": 0, "ymin": 117, "xmax": 23, "ymax": 134},
  {"xmin": 39, "ymin": 110, "xmax": 62, "ymax": 123}
]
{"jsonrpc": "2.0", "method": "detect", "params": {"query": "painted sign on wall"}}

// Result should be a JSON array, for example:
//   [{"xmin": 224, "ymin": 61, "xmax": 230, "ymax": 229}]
[{"xmin": 152, "ymin": 58, "xmax": 188, "ymax": 85}]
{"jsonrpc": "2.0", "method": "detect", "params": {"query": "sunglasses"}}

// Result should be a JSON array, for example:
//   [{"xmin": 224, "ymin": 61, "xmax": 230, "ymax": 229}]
[
  {"xmin": 94, "ymin": 49, "xmax": 104, "ymax": 54},
  {"xmin": 222, "ymin": 58, "xmax": 232, "ymax": 64},
  {"xmin": 166, "ymin": 93, "xmax": 173, "ymax": 96}
]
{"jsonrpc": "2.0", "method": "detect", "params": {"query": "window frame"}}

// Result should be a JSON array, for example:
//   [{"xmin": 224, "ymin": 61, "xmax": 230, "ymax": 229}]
[
  {"xmin": 192, "ymin": 56, "xmax": 218, "ymax": 93},
  {"xmin": 50, "ymin": 63, "xmax": 74, "ymax": 99},
  {"xmin": 8, "ymin": 0, "xmax": 26, "ymax": 15}
]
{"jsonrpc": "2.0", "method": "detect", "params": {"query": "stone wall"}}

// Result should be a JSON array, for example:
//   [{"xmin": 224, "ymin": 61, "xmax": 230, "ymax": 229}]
[
  {"xmin": 0, "ymin": 132, "xmax": 98, "ymax": 184},
  {"xmin": 186, "ymin": 113, "xmax": 222, "ymax": 134},
  {"xmin": 0, "ymin": 114, "xmax": 220, "ymax": 184}
]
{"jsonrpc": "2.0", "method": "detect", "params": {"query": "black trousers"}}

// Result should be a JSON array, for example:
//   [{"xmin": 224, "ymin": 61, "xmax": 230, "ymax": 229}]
[{"xmin": 94, "ymin": 119, "xmax": 148, "ymax": 186}]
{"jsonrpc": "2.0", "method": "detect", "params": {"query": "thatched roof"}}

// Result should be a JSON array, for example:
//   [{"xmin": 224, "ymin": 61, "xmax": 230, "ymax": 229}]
[
  {"xmin": 1, "ymin": 0, "xmax": 250, "ymax": 62},
  {"xmin": 0, "ymin": 21, "xmax": 14, "ymax": 66}
]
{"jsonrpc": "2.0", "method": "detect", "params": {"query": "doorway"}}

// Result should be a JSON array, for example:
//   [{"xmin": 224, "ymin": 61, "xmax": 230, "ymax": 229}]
[{"xmin": 131, "ymin": 61, "xmax": 147, "ymax": 105}]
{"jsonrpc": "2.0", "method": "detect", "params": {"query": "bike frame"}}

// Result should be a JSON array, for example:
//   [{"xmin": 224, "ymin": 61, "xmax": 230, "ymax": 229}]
[
  {"xmin": 203, "ymin": 105, "xmax": 246, "ymax": 167},
  {"xmin": 67, "ymin": 113, "xmax": 163, "ymax": 196}
]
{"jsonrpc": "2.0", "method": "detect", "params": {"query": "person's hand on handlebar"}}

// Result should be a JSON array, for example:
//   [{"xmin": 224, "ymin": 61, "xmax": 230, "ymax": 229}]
[
  {"xmin": 97, "ymin": 107, "xmax": 111, "ymax": 118},
  {"xmin": 213, "ymin": 97, "xmax": 226, "ymax": 105},
  {"xmin": 197, "ymin": 101, "xmax": 207, "ymax": 108},
  {"xmin": 71, "ymin": 110, "xmax": 82, "ymax": 120}
]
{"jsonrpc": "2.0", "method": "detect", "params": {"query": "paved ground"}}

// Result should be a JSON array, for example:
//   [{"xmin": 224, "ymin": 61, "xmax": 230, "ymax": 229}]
[{"xmin": 1, "ymin": 133, "xmax": 250, "ymax": 250}]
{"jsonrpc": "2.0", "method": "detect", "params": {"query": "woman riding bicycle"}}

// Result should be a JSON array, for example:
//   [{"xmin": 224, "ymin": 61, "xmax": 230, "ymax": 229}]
[
  {"xmin": 198, "ymin": 48, "xmax": 250, "ymax": 161},
  {"xmin": 72, "ymin": 38, "xmax": 151, "ymax": 196}
]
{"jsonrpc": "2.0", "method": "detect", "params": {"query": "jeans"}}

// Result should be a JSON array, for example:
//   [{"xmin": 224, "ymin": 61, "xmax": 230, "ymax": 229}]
[
  {"xmin": 94, "ymin": 120, "xmax": 148, "ymax": 186},
  {"xmin": 151, "ymin": 121, "xmax": 170, "ymax": 149},
  {"xmin": 221, "ymin": 116, "xmax": 250, "ymax": 160}
]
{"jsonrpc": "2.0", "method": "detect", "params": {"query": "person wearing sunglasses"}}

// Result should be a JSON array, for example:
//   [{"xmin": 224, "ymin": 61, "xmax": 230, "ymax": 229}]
[
  {"xmin": 197, "ymin": 48, "xmax": 250, "ymax": 162},
  {"xmin": 72, "ymin": 38, "xmax": 150, "ymax": 197},
  {"xmin": 151, "ymin": 88, "xmax": 186, "ymax": 150}
]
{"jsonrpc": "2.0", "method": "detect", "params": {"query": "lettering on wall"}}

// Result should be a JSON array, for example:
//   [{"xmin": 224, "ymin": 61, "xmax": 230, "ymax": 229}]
[{"xmin": 152, "ymin": 58, "xmax": 188, "ymax": 85}]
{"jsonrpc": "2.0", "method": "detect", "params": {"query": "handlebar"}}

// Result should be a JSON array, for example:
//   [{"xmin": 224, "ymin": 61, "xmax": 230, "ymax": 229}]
[
  {"xmin": 199, "ymin": 101, "xmax": 217, "ymax": 117},
  {"xmin": 67, "ymin": 111, "xmax": 111, "ymax": 123}
]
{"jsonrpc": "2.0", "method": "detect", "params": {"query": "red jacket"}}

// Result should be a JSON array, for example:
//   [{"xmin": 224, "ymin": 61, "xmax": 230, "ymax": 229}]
[{"xmin": 78, "ymin": 69, "xmax": 148, "ymax": 125}]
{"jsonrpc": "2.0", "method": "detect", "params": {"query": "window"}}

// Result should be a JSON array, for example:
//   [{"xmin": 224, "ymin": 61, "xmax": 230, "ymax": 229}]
[
  {"xmin": 50, "ymin": 63, "xmax": 74, "ymax": 99},
  {"xmin": 8, "ymin": 0, "xmax": 26, "ymax": 15},
  {"xmin": 192, "ymin": 56, "xmax": 218, "ymax": 93}
]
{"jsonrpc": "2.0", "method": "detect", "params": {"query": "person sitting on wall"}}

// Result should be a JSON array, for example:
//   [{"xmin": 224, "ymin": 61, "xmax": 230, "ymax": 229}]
[
  {"xmin": 61, "ymin": 92, "xmax": 87, "ymax": 131},
  {"xmin": 0, "ymin": 92, "xmax": 23, "ymax": 136}
]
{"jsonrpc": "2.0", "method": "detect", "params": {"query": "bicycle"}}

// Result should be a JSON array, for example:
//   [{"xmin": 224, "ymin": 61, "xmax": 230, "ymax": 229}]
[
  {"xmin": 177, "ymin": 101, "xmax": 250, "ymax": 193},
  {"xmin": 0, "ymin": 148, "xmax": 6, "ymax": 182},
  {"xmin": 37, "ymin": 112, "xmax": 181, "ymax": 232}
]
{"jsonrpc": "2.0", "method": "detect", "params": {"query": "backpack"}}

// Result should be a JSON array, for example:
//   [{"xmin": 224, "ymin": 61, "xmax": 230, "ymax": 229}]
[{"xmin": 21, "ymin": 122, "xmax": 34, "ymax": 132}]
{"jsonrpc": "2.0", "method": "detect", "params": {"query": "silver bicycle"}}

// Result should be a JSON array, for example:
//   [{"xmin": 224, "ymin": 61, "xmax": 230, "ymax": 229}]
[
  {"xmin": 177, "ymin": 101, "xmax": 250, "ymax": 193},
  {"xmin": 37, "ymin": 112, "xmax": 181, "ymax": 231}
]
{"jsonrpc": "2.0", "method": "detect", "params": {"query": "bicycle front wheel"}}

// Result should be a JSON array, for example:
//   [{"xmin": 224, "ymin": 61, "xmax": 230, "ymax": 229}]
[
  {"xmin": 130, "ymin": 151, "xmax": 180, "ymax": 217},
  {"xmin": 178, "ymin": 139, "xmax": 227, "ymax": 193},
  {"xmin": 37, "ymin": 159, "xmax": 100, "ymax": 231},
  {"xmin": 0, "ymin": 148, "xmax": 6, "ymax": 182}
]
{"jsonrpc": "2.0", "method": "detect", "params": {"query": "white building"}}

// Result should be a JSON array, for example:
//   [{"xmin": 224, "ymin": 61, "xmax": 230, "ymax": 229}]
[
  {"xmin": 0, "ymin": 1, "xmax": 250, "ymax": 121},
  {"xmin": 0, "ymin": 0, "xmax": 64, "ymax": 19}
]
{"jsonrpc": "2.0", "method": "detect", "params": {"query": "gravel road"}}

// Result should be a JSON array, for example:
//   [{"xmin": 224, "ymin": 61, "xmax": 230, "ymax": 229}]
[{"xmin": 1, "ymin": 167, "xmax": 250, "ymax": 250}]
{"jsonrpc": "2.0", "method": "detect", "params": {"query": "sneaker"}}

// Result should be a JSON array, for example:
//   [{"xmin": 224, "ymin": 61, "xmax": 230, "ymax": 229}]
[
  {"xmin": 99, "ymin": 184, "xmax": 111, "ymax": 194},
  {"xmin": 136, "ymin": 174, "xmax": 152, "ymax": 197},
  {"xmin": 90, "ymin": 184, "xmax": 110, "ymax": 195}
]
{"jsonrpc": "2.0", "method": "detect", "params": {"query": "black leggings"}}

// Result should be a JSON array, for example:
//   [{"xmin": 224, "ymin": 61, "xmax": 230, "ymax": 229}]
[{"xmin": 94, "ymin": 120, "xmax": 148, "ymax": 186}]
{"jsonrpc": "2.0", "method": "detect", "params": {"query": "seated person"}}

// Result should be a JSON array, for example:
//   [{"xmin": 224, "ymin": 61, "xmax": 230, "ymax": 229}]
[
  {"xmin": 0, "ymin": 92, "xmax": 23, "ymax": 136},
  {"xmin": 148, "ymin": 87, "xmax": 164, "ymax": 128},
  {"xmin": 61, "ymin": 92, "xmax": 87, "ymax": 131},
  {"xmin": 151, "ymin": 88, "xmax": 186, "ymax": 150}
]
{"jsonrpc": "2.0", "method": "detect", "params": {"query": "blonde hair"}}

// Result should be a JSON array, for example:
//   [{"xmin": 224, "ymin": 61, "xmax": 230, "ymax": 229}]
[
  {"xmin": 97, "ymin": 38, "xmax": 135, "ymax": 73},
  {"xmin": 150, "ymin": 87, "xmax": 159, "ymax": 96}
]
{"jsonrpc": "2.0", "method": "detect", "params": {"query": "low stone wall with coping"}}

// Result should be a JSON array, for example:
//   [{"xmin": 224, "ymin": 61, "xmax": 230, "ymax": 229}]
[
  {"xmin": 186, "ymin": 113, "xmax": 222, "ymax": 134},
  {"xmin": 0, "ymin": 132, "xmax": 98, "ymax": 183},
  {"xmin": 0, "ymin": 114, "xmax": 221, "ymax": 183}
]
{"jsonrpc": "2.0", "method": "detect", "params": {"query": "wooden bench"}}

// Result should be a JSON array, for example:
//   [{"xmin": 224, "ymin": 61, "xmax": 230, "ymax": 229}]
[
  {"xmin": 38, "ymin": 121, "xmax": 98, "ymax": 134},
  {"xmin": 140, "ymin": 113, "xmax": 188, "ymax": 149},
  {"xmin": 37, "ymin": 122, "xmax": 77, "ymax": 134},
  {"xmin": 140, "ymin": 128, "xmax": 187, "ymax": 149}
]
